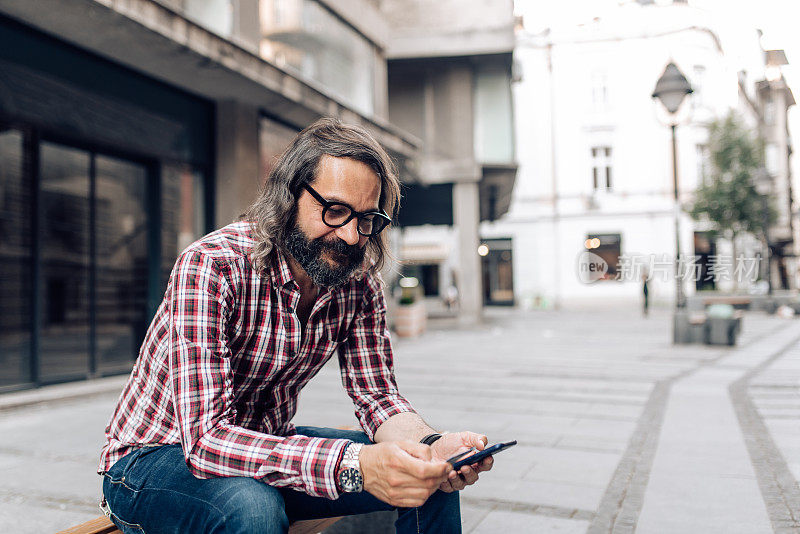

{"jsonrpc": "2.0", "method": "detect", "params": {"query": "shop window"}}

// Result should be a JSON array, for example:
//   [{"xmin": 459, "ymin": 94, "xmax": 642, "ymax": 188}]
[
  {"xmin": 161, "ymin": 164, "xmax": 206, "ymax": 287},
  {"xmin": 0, "ymin": 128, "xmax": 32, "ymax": 386},
  {"xmin": 585, "ymin": 233, "xmax": 621, "ymax": 281},
  {"xmin": 402, "ymin": 264, "xmax": 440, "ymax": 297}
]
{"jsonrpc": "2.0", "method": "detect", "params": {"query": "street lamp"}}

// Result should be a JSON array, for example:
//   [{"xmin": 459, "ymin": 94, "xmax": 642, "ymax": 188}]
[
  {"xmin": 754, "ymin": 168, "xmax": 773, "ymax": 295},
  {"xmin": 652, "ymin": 61, "xmax": 693, "ymax": 310}
]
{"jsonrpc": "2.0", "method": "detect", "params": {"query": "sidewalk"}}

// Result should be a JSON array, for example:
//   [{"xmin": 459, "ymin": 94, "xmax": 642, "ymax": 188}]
[{"xmin": 1, "ymin": 307, "xmax": 799, "ymax": 532}]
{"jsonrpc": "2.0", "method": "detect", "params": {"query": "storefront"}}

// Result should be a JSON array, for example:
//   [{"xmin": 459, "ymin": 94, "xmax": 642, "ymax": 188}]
[{"xmin": 0, "ymin": 16, "xmax": 213, "ymax": 390}]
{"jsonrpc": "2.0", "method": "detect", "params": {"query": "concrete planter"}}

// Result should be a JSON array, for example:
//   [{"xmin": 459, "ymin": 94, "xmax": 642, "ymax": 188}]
[
  {"xmin": 705, "ymin": 314, "xmax": 742, "ymax": 346},
  {"xmin": 394, "ymin": 302, "xmax": 427, "ymax": 337}
]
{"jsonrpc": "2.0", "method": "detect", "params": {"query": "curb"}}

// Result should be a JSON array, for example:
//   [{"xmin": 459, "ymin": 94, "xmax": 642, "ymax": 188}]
[{"xmin": 0, "ymin": 375, "xmax": 127, "ymax": 413}]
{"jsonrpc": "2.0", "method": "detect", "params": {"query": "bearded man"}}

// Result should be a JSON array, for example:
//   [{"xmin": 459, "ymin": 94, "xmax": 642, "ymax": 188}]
[{"xmin": 98, "ymin": 118, "xmax": 492, "ymax": 533}]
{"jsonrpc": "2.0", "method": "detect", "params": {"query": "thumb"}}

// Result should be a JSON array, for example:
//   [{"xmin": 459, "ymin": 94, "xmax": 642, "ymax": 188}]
[
  {"xmin": 396, "ymin": 440, "xmax": 433, "ymax": 461},
  {"xmin": 469, "ymin": 433, "xmax": 488, "ymax": 451}
]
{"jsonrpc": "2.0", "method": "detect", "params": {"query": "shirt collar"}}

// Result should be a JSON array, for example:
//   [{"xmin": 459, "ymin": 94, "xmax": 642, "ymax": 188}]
[{"xmin": 270, "ymin": 247, "xmax": 298, "ymax": 290}]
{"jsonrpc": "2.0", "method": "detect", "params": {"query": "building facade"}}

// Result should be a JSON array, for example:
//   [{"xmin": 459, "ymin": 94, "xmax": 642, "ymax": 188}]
[
  {"xmin": 379, "ymin": 0, "xmax": 518, "ymax": 320},
  {"xmin": 0, "ymin": 0, "xmax": 425, "ymax": 391},
  {"xmin": 481, "ymin": 0, "xmax": 796, "ymax": 309}
]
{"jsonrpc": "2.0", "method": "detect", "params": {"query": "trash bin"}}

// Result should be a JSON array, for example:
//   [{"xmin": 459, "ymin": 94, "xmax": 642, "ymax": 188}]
[{"xmin": 705, "ymin": 304, "xmax": 741, "ymax": 346}]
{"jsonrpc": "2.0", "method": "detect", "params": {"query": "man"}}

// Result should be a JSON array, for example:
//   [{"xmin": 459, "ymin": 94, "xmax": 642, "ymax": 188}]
[{"xmin": 98, "ymin": 118, "xmax": 492, "ymax": 533}]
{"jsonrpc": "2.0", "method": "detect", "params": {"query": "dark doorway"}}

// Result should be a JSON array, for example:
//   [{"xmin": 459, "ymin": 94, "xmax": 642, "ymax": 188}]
[{"xmin": 480, "ymin": 238, "xmax": 514, "ymax": 306}]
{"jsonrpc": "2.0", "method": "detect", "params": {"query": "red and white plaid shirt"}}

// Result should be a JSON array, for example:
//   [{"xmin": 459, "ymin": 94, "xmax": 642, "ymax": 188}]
[{"xmin": 98, "ymin": 221, "xmax": 415, "ymax": 499}]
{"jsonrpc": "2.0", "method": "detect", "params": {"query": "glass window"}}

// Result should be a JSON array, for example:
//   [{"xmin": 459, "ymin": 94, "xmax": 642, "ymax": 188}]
[
  {"xmin": 474, "ymin": 63, "xmax": 514, "ymax": 163},
  {"xmin": 0, "ymin": 128, "xmax": 32, "ymax": 386},
  {"xmin": 95, "ymin": 156, "xmax": 149, "ymax": 373},
  {"xmin": 585, "ymin": 233, "xmax": 621, "ymax": 281},
  {"xmin": 161, "ymin": 164, "xmax": 206, "ymax": 288},
  {"xmin": 39, "ymin": 142, "xmax": 91, "ymax": 381},
  {"xmin": 259, "ymin": 0, "xmax": 375, "ymax": 115},
  {"xmin": 184, "ymin": 0, "xmax": 234, "ymax": 38},
  {"xmin": 591, "ymin": 146, "xmax": 613, "ymax": 191},
  {"xmin": 480, "ymin": 239, "xmax": 514, "ymax": 305},
  {"xmin": 766, "ymin": 143, "xmax": 779, "ymax": 176}
]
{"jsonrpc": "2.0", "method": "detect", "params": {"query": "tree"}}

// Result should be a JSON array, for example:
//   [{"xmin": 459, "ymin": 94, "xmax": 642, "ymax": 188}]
[{"xmin": 688, "ymin": 111, "xmax": 775, "ymax": 287}]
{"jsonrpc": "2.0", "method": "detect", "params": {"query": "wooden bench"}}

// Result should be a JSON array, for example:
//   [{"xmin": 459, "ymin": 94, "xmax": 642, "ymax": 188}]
[
  {"xmin": 57, "ymin": 515, "xmax": 341, "ymax": 534},
  {"xmin": 702, "ymin": 296, "xmax": 752, "ymax": 309}
]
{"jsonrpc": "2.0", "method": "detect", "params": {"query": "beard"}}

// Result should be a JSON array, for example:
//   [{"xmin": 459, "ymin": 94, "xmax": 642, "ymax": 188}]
[{"xmin": 283, "ymin": 222, "xmax": 366, "ymax": 289}]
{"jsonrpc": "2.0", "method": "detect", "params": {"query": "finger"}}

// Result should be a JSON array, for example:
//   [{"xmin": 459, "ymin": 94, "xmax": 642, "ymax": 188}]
[
  {"xmin": 458, "ymin": 465, "xmax": 480, "ymax": 486},
  {"xmin": 475, "ymin": 456, "xmax": 494, "ymax": 473},
  {"xmin": 449, "ymin": 470, "xmax": 468, "ymax": 491},
  {"xmin": 397, "ymin": 441, "xmax": 433, "ymax": 461},
  {"xmin": 398, "ymin": 453, "xmax": 450, "ymax": 480},
  {"xmin": 469, "ymin": 433, "xmax": 488, "ymax": 450},
  {"xmin": 439, "ymin": 480, "xmax": 455, "ymax": 493}
]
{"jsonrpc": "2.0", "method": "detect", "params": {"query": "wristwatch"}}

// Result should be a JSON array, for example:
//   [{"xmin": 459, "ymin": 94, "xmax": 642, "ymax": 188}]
[{"xmin": 337, "ymin": 443, "xmax": 364, "ymax": 493}]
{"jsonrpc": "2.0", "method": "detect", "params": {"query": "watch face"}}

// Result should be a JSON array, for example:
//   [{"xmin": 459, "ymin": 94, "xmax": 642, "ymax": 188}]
[{"xmin": 339, "ymin": 467, "xmax": 363, "ymax": 492}]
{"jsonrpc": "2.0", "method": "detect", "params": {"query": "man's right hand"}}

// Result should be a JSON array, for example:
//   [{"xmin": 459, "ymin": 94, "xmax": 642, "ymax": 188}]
[{"xmin": 358, "ymin": 441, "xmax": 450, "ymax": 507}]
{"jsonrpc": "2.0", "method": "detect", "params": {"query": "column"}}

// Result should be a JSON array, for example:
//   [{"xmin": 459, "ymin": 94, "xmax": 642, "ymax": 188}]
[
  {"xmin": 454, "ymin": 180, "xmax": 482, "ymax": 325},
  {"xmin": 214, "ymin": 100, "xmax": 261, "ymax": 228}
]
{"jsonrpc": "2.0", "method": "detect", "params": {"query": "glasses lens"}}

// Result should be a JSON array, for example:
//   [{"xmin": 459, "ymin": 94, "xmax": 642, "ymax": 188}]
[
  {"xmin": 358, "ymin": 214, "xmax": 377, "ymax": 235},
  {"xmin": 359, "ymin": 214, "xmax": 389, "ymax": 236},
  {"xmin": 323, "ymin": 204, "xmax": 352, "ymax": 226}
]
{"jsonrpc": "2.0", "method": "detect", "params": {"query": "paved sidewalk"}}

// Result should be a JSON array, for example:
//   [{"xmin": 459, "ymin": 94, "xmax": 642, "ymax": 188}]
[{"xmin": 0, "ymin": 307, "xmax": 798, "ymax": 532}]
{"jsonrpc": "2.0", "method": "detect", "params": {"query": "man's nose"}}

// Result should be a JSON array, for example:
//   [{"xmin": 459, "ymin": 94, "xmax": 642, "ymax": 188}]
[{"xmin": 335, "ymin": 218, "xmax": 360, "ymax": 245}]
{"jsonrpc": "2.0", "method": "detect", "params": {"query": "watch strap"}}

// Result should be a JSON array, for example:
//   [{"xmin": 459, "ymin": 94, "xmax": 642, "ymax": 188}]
[{"xmin": 420, "ymin": 433, "xmax": 443, "ymax": 446}]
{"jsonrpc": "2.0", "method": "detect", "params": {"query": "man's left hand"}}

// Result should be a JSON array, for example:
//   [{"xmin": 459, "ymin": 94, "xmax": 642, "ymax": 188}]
[{"xmin": 429, "ymin": 432, "xmax": 493, "ymax": 493}]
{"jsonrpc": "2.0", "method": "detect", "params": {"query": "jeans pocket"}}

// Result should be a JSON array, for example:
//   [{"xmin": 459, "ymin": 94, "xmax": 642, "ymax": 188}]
[
  {"xmin": 106, "ymin": 445, "xmax": 173, "ymax": 492},
  {"xmin": 108, "ymin": 510, "xmax": 147, "ymax": 534}
]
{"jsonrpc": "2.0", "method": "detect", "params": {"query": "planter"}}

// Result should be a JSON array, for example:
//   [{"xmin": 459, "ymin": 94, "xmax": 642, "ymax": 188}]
[{"xmin": 394, "ymin": 302, "xmax": 427, "ymax": 338}]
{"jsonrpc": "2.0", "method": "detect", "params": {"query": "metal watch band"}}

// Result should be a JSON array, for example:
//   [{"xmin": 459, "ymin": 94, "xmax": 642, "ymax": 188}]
[{"xmin": 341, "ymin": 442, "xmax": 363, "ymax": 469}]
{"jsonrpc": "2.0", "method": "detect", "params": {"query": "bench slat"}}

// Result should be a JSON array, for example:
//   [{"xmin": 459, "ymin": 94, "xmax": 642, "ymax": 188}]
[{"xmin": 58, "ymin": 515, "xmax": 342, "ymax": 534}]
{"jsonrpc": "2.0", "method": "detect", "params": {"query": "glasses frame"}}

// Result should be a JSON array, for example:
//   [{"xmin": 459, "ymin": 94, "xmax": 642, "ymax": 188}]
[{"xmin": 302, "ymin": 183, "xmax": 392, "ymax": 237}]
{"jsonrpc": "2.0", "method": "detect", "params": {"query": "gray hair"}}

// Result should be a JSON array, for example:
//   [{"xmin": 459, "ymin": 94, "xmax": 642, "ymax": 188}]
[{"xmin": 241, "ymin": 117, "xmax": 401, "ymax": 275}]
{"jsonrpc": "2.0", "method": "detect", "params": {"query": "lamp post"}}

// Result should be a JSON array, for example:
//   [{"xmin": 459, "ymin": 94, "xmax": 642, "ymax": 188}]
[
  {"xmin": 652, "ymin": 62, "xmax": 693, "ymax": 311},
  {"xmin": 755, "ymin": 168, "xmax": 773, "ymax": 296}
]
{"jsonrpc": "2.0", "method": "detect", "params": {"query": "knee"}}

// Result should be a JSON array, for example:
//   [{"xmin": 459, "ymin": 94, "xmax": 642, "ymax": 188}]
[{"xmin": 212, "ymin": 480, "xmax": 289, "ymax": 534}]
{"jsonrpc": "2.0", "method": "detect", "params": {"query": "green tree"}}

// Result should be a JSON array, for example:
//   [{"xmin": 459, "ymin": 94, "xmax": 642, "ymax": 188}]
[{"xmin": 688, "ymin": 111, "xmax": 775, "ymax": 286}]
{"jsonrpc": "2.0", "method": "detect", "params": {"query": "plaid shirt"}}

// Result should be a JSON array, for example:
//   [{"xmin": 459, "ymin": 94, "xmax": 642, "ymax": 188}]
[{"xmin": 98, "ymin": 221, "xmax": 415, "ymax": 499}]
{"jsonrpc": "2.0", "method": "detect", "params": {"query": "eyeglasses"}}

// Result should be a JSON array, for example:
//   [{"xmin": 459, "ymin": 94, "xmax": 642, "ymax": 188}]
[{"xmin": 302, "ymin": 183, "xmax": 392, "ymax": 237}]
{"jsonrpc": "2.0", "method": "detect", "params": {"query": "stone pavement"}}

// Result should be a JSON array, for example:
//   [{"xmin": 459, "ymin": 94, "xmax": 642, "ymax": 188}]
[{"xmin": 1, "ymin": 306, "xmax": 799, "ymax": 533}]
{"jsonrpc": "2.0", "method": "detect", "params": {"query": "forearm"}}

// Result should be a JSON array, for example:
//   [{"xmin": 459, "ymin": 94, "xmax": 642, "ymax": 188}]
[{"xmin": 372, "ymin": 411, "xmax": 438, "ymax": 443}]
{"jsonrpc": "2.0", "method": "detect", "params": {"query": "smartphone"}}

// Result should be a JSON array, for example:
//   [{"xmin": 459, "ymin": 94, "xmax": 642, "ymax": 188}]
[{"xmin": 447, "ymin": 440, "xmax": 517, "ymax": 471}]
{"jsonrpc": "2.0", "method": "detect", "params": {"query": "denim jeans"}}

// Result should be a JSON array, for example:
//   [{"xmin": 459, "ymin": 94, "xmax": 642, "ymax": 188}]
[{"xmin": 101, "ymin": 426, "xmax": 461, "ymax": 533}]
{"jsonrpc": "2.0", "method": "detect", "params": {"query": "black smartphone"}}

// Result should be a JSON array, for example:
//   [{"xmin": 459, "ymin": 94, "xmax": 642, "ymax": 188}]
[{"xmin": 447, "ymin": 440, "xmax": 517, "ymax": 471}]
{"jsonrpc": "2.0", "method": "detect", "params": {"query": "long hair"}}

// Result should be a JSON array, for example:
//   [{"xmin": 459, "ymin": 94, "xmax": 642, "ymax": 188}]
[{"xmin": 242, "ymin": 117, "xmax": 401, "ymax": 275}]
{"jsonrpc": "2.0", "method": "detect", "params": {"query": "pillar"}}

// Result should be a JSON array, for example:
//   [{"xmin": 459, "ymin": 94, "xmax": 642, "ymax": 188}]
[
  {"xmin": 214, "ymin": 100, "xmax": 261, "ymax": 228},
  {"xmin": 454, "ymin": 180, "xmax": 482, "ymax": 324}
]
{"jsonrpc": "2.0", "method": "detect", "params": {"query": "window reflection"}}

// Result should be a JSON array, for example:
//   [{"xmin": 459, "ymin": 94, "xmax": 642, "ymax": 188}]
[
  {"xmin": 260, "ymin": 0, "xmax": 375, "ymax": 115},
  {"xmin": 0, "ymin": 129, "xmax": 32, "ymax": 386},
  {"xmin": 39, "ymin": 142, "xmax": 91, "ymax": 381},
  {"xmin": 161, "ymin": 164, "xmax": 205, "ymax": 287},
  {"xmin": 95, "ymin": 156, "xmax": 148, "ymax": 373}
]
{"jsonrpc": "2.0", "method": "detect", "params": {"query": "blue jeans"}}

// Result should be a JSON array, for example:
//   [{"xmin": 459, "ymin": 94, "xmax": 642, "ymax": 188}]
[{"xmin": 101, "ymin": 427, "xmax": 461, "ymax": 533}]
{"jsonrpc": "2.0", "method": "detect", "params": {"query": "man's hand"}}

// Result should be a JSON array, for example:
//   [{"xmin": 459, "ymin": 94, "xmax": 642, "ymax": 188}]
[
  {"xmin": 430, "ymin": 432, "xmax": 494, "ymax": 493},
  {"xmin": 359, "ymin": 441, "xmax": 451, "ymax": 507}
]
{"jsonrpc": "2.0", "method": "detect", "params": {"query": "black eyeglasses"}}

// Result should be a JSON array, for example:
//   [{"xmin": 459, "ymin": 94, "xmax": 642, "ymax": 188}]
[{"xmin": 302, "ymin": 183, "xmax": 392, "ymax": 237}]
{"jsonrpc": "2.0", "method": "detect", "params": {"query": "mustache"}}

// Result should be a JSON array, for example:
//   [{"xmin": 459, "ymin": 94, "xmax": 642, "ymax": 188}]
[{"xmin": 317, "ymin": 237, "xmax": 364, "ymax": 262}]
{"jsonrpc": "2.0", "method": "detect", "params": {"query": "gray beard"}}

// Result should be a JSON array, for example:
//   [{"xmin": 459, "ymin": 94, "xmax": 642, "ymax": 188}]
[{"xmin": 283, "ymin": 225, "xmax": 366, "ymax": 288}]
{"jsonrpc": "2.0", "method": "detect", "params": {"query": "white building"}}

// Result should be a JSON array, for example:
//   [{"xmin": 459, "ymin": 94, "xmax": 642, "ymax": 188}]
[{"xmin": 480, "ymin": 0, "xmax": 796, "ymax": 310}]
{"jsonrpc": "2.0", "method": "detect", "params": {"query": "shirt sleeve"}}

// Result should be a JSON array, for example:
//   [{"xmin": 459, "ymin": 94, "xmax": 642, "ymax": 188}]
[
  {"xmin": 338, "ymin": 273, "xmax": 417, "ymax": 440},
  {"xmin": 168, "ymin": 249, "xmax": 349, "ymax": 499}
]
